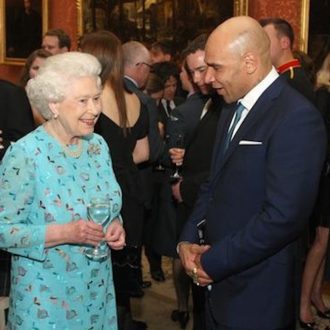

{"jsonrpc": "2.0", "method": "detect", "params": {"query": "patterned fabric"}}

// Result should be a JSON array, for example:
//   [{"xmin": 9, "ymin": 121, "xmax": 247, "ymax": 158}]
[{"xmin": 0, "ymin": 126, "xmax": 122, "ymax": 330}]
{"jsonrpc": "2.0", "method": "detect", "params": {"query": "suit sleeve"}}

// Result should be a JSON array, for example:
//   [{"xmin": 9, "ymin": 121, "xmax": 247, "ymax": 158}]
[
  {"xmin": 0, "ymin": 84, "xmax": 35, "ymax": 160},
  {"xmin": 145, "ymin": 97, "xmax": 165, "ymax": 163},
  {"xmin": 179, "ymin": 178, "xmax": 212, "ymax": 244},
  {"xmin": 201, "ymin": 103, "xmax": 326, "ymax": 281},
  {"xmin": 180, "ymin": 172, "xmax": 209, "ymax": 209}
]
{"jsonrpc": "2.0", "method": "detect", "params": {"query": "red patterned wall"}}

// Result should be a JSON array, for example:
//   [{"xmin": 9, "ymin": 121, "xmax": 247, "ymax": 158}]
[{"xmin": 249, "ymin": 0, "xmax": 302, "ymax": 49}]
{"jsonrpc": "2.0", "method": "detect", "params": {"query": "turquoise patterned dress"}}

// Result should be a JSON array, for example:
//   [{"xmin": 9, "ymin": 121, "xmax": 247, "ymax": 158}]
[{"xmin": 0, "ymin": 126, "xmax": 122, "ymax": 330}]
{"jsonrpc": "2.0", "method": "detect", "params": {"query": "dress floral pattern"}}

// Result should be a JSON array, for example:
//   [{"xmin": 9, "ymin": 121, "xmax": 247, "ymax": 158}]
[{"xmin": 0, "ymin": 126, "xmax": 122, "ymax": 330}]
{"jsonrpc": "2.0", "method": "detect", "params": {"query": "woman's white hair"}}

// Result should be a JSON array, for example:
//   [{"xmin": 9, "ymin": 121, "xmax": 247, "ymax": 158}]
[{"xmin": 26, "ymin": 51, "xmax": 102, "ymax": 120}]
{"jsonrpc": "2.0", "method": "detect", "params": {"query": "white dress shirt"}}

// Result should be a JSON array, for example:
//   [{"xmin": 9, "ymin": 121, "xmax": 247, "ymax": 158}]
[{"xmin": 229, "ymin": 67, "xmax": 279, "ymax": 139}]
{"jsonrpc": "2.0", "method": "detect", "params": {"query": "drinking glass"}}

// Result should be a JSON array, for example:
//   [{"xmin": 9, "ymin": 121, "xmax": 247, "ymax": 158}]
[
  {"xmin": 84, "ymin": 197, "xmax": 111, "ymax": 260},
  {"xmin": 169, "ymin": 132, "xmax": 185, "ymax": 184}
]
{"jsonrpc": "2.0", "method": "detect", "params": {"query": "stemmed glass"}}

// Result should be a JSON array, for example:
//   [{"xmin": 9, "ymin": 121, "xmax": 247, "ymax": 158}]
[
  {"xmin": 84, "ymin": 197, "xmax": 111, "ymax": 260},
  {"xmin": 169, "ymin": 132, "xmax": 185, "ymax": 184}
]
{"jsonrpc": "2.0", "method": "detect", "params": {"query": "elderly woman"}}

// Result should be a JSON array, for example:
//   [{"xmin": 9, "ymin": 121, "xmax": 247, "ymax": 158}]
[{"xmin": 0, "ymin": 52, "xmax": 125, "ymax": 329}]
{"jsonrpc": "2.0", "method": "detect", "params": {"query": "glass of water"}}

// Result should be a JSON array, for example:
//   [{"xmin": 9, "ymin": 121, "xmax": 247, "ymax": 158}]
[{"xmin": 84, "ymin": 197, "xmax": 111, "ymax": 260}]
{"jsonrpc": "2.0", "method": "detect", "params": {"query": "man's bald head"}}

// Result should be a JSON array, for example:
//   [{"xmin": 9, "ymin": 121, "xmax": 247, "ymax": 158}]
[
  {"xmin": 204, "ymin": 16, "xmax": 272, "ymax": 103},
  {"xmin": 208, "ymin": 16, "xmax": 271, "ymax": 66},
  {"xmin": 122, "ymin": 41, "xmax": 151, "ymax": 67},
  {"xmin": 122, "ymin": 41, "xmax": 152, "ymax": 88}
]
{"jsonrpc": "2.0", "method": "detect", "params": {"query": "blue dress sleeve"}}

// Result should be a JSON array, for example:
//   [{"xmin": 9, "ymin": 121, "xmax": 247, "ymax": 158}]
[{"xmin": 0, "ymin": 143, "xmax": 46, "ymax": 261}]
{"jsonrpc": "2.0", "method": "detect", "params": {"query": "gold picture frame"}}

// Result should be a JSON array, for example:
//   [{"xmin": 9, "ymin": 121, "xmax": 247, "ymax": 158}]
[
  {"xmin": 299, "ymin": 0, "xmax": 310, "ymax": 52},
  {"xmin": 76, "ymin": 0, "xmax": 249, "ymax": 39},
  {"xmin": 0, "ymin": 0, "xmax": 49, "ymax": 65}
]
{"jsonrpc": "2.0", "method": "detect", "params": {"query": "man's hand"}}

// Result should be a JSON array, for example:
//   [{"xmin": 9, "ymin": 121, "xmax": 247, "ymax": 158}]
[
  {"xmin": 193, "ymin": 245, "xmax": 213, "ymax": 286},
  {"xmin": 169, "ymin": 147, "xmax": 185, "ymax": 166},
  {"xmin": 178, "ymin": 242, "xmax": 213, "ymax": 286}
]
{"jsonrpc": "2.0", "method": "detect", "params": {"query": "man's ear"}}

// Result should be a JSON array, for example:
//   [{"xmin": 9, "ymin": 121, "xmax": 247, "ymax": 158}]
[
  {"xmin": 280, "ymin": 36, "xmax": 291, "ymax": 50},
  {"xmin": 49, "ymin": 102, "xmax": 59, "ymax": 118},
  {"xmin": 244, "ymin": 52, "xmax": 257, "ymax": 74}
]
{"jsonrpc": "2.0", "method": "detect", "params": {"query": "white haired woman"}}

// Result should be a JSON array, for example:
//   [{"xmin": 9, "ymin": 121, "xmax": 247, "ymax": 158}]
[{"xmin": 0, "ymin": 52, "xmax": 125, "ymax": 329}]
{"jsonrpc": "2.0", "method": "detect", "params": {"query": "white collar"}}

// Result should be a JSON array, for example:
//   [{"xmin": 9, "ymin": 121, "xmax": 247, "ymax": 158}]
[{"xmin": 239, "ymin": 67, "xmax": 279, "ymax": 112}]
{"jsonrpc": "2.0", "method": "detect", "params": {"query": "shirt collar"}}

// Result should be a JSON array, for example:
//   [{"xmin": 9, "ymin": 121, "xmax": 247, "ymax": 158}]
[
  {"xmin": 239, "ymin": 66, "xmax": 279, "ymax": 111},
  {"xmin": 277, "ymin": 59, "xmax": 301, "ymax": 74},
  {"xmin": 124, "ymin": 75, "xmax": 139, "ymax": 88}
]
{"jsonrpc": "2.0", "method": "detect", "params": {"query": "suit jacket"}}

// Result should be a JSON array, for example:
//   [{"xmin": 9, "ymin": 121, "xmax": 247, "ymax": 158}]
[
  {"xmin": 0, "ymin": 79, "xmax": 35, "ymax": 160},
  {"xmin": 180, "ymin": 76, "xmax": 326, "ymax": 328},
  {"xmin": 281, "ymin": 66, "xmax": 315, "ymax": 104},
  {"xmin": 168, "ymin": 92, "xmax": 208, "ymax": 147},
  {"xmin": 158, "ymin": 96, "xmax": 185, "ymax": 130},
  {"xmin": 180, "ymin": 99, "xmax": 222, "ymax": 210}
]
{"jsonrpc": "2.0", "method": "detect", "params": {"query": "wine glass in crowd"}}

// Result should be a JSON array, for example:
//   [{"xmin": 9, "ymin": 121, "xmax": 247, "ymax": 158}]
[
  {"xmin": 169, "ymin": 132, "xmax": 185, "ymax": 184},
  {"xmin": 84, "ymin": 197, "xmax": 111, "ymax": 260}
]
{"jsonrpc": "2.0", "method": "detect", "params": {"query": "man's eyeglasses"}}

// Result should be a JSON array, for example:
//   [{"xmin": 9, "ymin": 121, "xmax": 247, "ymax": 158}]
[{"xmin": 136, "ymin": 62, "xmax": 153, "ymax": 69}]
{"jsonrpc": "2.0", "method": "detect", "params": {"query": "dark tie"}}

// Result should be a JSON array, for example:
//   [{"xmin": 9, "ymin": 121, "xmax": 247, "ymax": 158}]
[
  {"xmin": 165, "ymin": 100, "xmax": 172, "ymax": 117},
  {"xmin": 223, "ymin": 102, "xmax": 245, "ymax": 152}
]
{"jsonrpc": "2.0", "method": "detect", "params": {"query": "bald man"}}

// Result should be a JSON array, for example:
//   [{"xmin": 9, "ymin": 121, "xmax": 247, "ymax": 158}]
[{"xmin": 178, "ymin": 16, "xmax": 326, "ymax": 329}]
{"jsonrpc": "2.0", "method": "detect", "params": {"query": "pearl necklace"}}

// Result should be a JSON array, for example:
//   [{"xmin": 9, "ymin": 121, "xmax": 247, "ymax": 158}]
[
  {"xmin": 62, "ymin": 139, "xmax": 83, "ymax": 158},
  {"xmin": 44, "ymin": 123, "xmax": 83, "ymax": 158}
]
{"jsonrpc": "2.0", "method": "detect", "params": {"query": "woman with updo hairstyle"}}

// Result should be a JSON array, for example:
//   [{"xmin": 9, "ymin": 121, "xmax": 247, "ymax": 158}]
[{"xmin": 0, "ymin": 52, "xmax": 125, "ymax": 329}]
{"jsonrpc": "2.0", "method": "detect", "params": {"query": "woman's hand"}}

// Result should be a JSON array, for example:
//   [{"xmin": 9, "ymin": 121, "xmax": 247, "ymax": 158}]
[
  {"xmin": 45, "ymin": 220, "xmax": 104, "ymax": 248},
  {"xmin": 104, "ymin": 218, "xmax": 126, "ymax": 250}
]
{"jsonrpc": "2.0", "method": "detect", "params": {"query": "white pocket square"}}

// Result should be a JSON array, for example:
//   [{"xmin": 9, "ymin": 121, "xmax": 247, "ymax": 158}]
[{"xmin": 239, "ymin": 140, "xmax": 263, "ymax": 145}]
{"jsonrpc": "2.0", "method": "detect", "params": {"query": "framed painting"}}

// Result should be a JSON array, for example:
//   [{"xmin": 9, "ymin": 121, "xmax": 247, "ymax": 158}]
[
  {"xmin": 0, "ymin": 0, "xmax": 48, "ymax": 65},
  {"xmin": 306, "ymin": 0, "xmax": 330, "ymax": 71},
  {"xmin": 77, "ymin": 0, "xmax": 249, "ymax": 45}
]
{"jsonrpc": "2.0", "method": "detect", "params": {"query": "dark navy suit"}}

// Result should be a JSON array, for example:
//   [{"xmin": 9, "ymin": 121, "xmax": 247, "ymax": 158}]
[
  {"xmin": 0, "ymin": 80, "xmax": 35, "ymax": 160},
  {"xmin": 180, "ymin": 76, "xmax": 326, "ymax": 329}
]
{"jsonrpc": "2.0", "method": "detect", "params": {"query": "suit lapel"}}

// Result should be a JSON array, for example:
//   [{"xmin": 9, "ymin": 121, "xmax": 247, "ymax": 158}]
[
  {"xmin": 211, "ymin": 77, "xmax": 285, "ymax": 185},
  {"xmin": 211, "ymin": 103, "xmax": 236, "ymax": 170}
]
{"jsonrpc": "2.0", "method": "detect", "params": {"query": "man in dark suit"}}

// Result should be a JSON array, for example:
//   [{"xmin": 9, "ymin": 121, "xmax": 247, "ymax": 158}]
[
  {"xmin": 0, "ymin": 79, "xmax": 35, "ymax": 160},
  {"xmin": 166, "ymin": 34, "xmax": 221, "ymax": 330},
  {"xmin": 168, "ymin": 34, "xmax": 212, "ymax": 147},
  {"xmin": 153, "ymin": 61, "xmax": 185, "ymax": 134},
  {"xmin": 0, "ymin": 79, "xmax": 35, "ymax": 297},
  {"xmin": 178, "ymin": 16, "xmax": 326, "ymax": 329},
  {"xmin": 260, "ymin": 18, "xmax": 315, "ymax": 104}
]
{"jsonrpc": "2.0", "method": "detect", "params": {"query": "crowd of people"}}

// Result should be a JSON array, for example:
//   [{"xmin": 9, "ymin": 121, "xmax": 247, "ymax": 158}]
[{"xmin": 0, "ymin": 15, "xmax": 329, "ymax": 330}]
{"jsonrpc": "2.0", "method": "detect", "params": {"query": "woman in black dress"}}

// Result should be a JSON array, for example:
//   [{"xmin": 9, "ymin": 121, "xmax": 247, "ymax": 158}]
[
  {"xmin": 80, "ymin": 31, "xmax": 149, "ymax": 329},
  {"xmin": 300, "ymin": 52, "xmax": 330, "ymax": 328}
]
